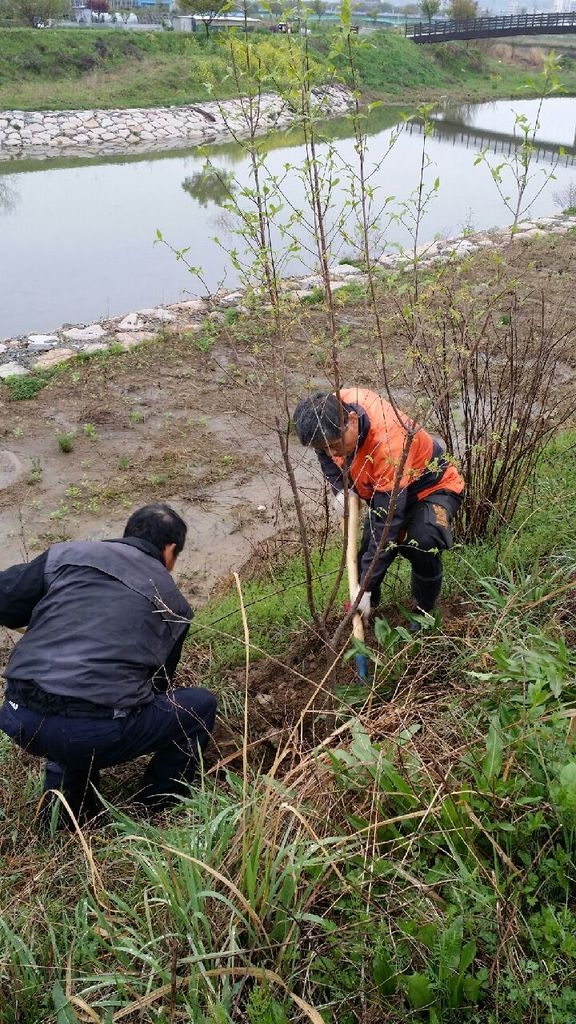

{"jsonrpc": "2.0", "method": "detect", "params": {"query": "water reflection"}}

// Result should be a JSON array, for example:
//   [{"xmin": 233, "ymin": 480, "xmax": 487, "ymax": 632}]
[
  {"xmin": 438, "ymin": 101, "xmax": 481, "ymax": 124},
  {"xmin": 0, "ymin": 176, "xmax": 19, "ymax": 214},
  {"xmin": 1, "ymin": 97, "xmax": 575, "ymax": 339},
  {"xmin": 447, "ymin": 96, "xmax": 576, "ymax": 147},
  {"xmin": 181, "ymin": 167, "xmax": 235, "ymax": 207},
  {"xmin": 409, "ymin": 116, "xmax": 576, "ymax": 168}
]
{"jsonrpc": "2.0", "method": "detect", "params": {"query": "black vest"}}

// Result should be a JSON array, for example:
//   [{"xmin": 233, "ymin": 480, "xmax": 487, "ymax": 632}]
[{"xmin": 5, "ymin": 540, "xmax": 192, "ymax": 709}]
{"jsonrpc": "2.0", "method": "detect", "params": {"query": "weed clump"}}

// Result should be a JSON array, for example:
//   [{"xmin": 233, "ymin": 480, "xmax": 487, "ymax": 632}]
[
  {"xmin": 56, "ymin": 431, "xmax": 75, "ymax": 453},
  {"xmin": 4, "ymin": 374, "xmax": 51, "ymax": 400}
]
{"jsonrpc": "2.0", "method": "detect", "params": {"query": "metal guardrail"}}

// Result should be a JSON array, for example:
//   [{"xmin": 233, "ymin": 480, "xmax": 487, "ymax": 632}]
[{"xmin": 406, "ymin": 11, "xmax": 576, "ymax": 43}]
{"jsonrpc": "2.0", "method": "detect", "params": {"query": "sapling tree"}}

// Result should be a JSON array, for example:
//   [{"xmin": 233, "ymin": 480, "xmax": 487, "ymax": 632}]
[
  {"xmin": 395, "ymin": 268, "xmax": 576, "ymax": 541},
  {"xmin": 387, "ymin": 106, "xmax": 441, "ymax": 298},
  {"xmin": 474, "ymin": 52, "xmax": 563, "ymax": 236}
]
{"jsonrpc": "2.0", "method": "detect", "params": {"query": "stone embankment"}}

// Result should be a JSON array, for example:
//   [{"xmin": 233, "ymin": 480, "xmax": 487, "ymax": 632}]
[
  {"xmin": 1, "ymin": 211, "xmax": 575, "ymax": 382},
  {"xmin": 0, "ymin": 84, "xmax": 353, "ymax": 158}
]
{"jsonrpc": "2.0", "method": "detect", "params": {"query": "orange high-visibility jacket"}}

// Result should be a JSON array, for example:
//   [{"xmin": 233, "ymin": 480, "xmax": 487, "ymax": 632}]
[
  {"xmin": 316, "ymin": 388, "xmax": 464, "ymax": 590},
  {"xmin": 329, "ymin": 387, "xmax": 463, "ymax": 502}
]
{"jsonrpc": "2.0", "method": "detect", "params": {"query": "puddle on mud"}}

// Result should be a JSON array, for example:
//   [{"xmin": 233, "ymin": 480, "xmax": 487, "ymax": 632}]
[{"xmin": 1, "ymin": 468, "xmax": 320, "ymax": 590}]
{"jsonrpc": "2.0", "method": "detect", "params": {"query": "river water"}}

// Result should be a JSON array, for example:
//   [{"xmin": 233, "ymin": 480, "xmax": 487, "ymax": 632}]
[{"xmin": 1, "ymin": 96, "xmax": 574, "ymax": 339}]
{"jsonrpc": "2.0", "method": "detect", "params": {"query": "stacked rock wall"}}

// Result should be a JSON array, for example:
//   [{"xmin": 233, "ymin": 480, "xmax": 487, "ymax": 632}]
[{"xmin": 0, "ymin": 85, "xmax": 354, "ymax": 158}]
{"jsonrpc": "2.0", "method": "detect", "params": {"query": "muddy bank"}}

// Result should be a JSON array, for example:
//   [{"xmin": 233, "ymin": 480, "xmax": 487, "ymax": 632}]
[
  {"xmin": 2, "ymin": 211, "xmax": 575, "ymax": 363},
  {"xmin": 0, "ymin": 327, "xmax": 321, "ymax": 607}
]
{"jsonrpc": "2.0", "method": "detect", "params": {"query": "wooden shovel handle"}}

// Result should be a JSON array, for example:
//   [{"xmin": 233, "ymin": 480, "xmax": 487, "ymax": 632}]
[{"xmin": 344, "ymin": 491, "xmax": 365, "ymax": 645}]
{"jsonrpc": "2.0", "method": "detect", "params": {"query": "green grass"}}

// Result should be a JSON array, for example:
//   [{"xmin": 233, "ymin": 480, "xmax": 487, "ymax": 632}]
[
  {"xmin": 1, "ymin": 27, "xmax": 576, "ymax": 110},
  {"xmin": 3, "ymin": 372, "xmax": 52, "ymax": 400},
  {"xmin": 0, "ymin": 28, "xmax": 326, "ymax": 109},
  {"xmin": 0, "ymin": 29, "xmax": 231, "ymax": 107},
  {"xmin": 334, "ymin": 28, "xmax": 450, "ymax": 93},
  {"xmin": 2, "ymin": 434, "xmax": 576, "ymax": 1022},
  {"xmin": 190, "ymin": 546, "xmax": 342, "ymax": 678}
]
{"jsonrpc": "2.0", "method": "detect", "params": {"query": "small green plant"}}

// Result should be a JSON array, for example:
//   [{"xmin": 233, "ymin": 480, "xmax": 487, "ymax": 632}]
[
  {"xmin": 337, "ymin": 323, "xmax": 352, "ymax": 349},
  {"xmin": 83, "ymin": 422, "xmax": 98, "ymax": 438},
  {"xmin": 27, "ymin": 458, "xmax": 42, "ymax": 485},
  {"xmin": 118, "ymin": 456, "xmax": 131, "ymax": 470},
  {"xmin": 178, "ymin": 330, "xmax": 201, "ymax": 346},
  {"xmin": 193, "ymin": 330, "xmax": 215, "ymax": 353},
  {"xmin": 56, "ymin": 431, "xmax": 75, "ymax": 454},
  {"xmin": 244, "ymin": 983, "xmax": 290, "ymax": 1024},
  {"xmin": 397, "ymin": 916, "xmax": 486, "ymax": 1016},
  {"xmin": 336, "ymin": 281, "xmax": 367, "ymax": 303},
  {"xmin": 300, "ymin": 286, "xmax": 325, "ymax": 305},
  {"xmin": 128, "ymin": 410, "xmax": 144, "ymax": 424},
  {"xmin": 49, "ymin": 501, "xmax": 69, "ymax": 521},
  {"xmin": 4, "ymin": 374, "xmax": 50, "ymax": 401}
]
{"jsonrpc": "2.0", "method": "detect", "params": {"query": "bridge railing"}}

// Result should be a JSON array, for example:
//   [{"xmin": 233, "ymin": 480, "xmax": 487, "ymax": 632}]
[
  {"xmin": 407, "ymin": 117, "xmax": 576, "ymax": 169},
  {"xmin": 406, "ymin": 11, "xmax": 576, "ymax": 41}
]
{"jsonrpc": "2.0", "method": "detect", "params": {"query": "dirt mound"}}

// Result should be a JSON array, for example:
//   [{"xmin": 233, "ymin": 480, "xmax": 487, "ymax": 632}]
[{"xmin": 486, "ymin": 42, "xmax": 547, "ymax": 67}]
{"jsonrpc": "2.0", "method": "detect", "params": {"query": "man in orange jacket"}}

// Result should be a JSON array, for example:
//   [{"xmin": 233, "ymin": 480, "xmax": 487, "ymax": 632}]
[{"xmin": 293, "ymin": 388, "xmax": 464, "ymax": 626}]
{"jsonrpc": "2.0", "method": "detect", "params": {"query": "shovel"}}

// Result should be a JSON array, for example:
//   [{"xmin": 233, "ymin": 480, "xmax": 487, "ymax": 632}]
[{"xmin": 344, "ymin": 490, "xmax": 369, "ymax": 683}]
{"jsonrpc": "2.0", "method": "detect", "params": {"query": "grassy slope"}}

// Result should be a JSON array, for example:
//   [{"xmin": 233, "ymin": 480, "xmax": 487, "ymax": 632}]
[
  {"xmin": 1, "ymin": 428, "xmax": 576, "ymax": 1022},
  {"xmin": 1, "ymin": 26, "xmax": 576, "ymax": 109}
]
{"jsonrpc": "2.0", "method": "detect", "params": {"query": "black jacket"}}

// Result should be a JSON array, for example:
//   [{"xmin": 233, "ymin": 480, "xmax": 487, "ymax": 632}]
[{"xmin": 0, "ymin": 538, "xmax": 191, "ymax": 709}]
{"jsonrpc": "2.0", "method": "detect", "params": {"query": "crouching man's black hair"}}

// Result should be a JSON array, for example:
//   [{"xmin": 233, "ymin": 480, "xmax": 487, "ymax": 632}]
[{"xmin": 124, "ymin": 503, "xmax": 187, "ymax": 555}]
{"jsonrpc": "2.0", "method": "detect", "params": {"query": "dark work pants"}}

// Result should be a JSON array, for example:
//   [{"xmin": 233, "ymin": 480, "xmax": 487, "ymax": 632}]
[
  {"xmin": 359, "ymin": 491, "xmax": 462, "ymax": 606},
  {"xmin": 0, "ymin": 687, "xmax": 217, "ymax": 820}
]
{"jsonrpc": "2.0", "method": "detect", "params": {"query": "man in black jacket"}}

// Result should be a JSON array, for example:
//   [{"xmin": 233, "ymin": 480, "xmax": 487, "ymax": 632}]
[{"xmin": 0, "ymin": 503, "xmax": 217, "ymax": 825}]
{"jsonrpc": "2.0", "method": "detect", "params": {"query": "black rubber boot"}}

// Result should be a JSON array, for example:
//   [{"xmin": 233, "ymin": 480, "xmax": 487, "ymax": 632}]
[
  {"xmin": 409, "ymin": 571, "xmax": 443, "ymax": 633},
  {"xmin": 411, "ymin": 571, "xmax": 443, "ymax": 611}
]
